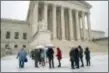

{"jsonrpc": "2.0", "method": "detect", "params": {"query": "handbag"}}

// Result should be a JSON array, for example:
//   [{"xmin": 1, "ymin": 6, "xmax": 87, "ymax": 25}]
[{"xmin": 24, "ymin": 57, "xmax": 28, "ymax": 62}]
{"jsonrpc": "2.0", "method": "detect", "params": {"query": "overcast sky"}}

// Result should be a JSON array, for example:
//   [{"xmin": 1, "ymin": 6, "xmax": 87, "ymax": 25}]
[{"xmin": 1, "ymin": 1, "xmax": 108, "ymax": 37}]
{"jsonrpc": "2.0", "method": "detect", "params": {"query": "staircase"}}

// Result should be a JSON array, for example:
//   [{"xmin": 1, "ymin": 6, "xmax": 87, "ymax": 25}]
[{"xmin": 52, "ymin": 40, "xmax": 108, "ymax": 57}]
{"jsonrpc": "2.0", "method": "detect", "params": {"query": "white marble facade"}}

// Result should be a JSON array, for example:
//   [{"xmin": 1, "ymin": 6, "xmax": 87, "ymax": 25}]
[
  {"xmin": 1, "ymin": 1, "xmax": 106, "ymax": 56},
  {"xmin": 28, "ymin": 1, "xmax": 92, "ymax": 41}
]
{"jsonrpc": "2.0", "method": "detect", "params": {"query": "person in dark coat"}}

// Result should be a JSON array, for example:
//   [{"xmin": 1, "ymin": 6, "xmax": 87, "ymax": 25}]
[
  {"xmin": 17, "ymin": 48, "xmax": 27, "ymax": 68},
  {"xmin": 78, "ymin": 45, "xmax": 84, "ymax": 67},
  {"xmin": 84, "ymin": 47, "xmax": 91, "ymax": 66},
  {"xmin": 46, "ymin": 47, "xmax": 54, "ymax": 68},
  {"xmin": 74, "ymin": 47, "xmax": 80, "ymax": 69},
  {"xmin": 39, "ymin": 49, "xmax": 42, "ymax": 65},
  {"xmin": 56, "ymin": 47, "xmax": 62, "ymax": 67},
  {"xmin": 32, "ymin": 49, "xmax": 40, "ymax": 67},
  {"xmin": 69, "ymin": 48, "xmax": 75, "ymax": 69},
  {"xmin": 30, "ymin": 50, "xmax": 34, "ymax": 60}
]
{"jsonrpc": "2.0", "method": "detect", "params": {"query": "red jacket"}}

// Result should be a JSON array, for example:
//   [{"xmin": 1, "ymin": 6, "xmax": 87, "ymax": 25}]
[{"xmin": 56, "ymin": 48, "xmax": 62, "ymax": 60}]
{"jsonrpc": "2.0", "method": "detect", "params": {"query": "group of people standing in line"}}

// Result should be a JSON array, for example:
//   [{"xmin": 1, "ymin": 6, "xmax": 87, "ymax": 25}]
[
  {"xmin": 69, "ymin": 45, "xmax": 91, "ymax": 69},
  {"xmin": 30, "ymin": 47, "xmax": 62, "ymax": 68},
  {"xmin": 16, "ymin": 45, "xmax": 90, "ymax": 69}
]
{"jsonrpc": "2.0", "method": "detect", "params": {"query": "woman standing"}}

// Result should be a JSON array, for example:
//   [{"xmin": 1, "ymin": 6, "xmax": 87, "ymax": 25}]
[
  {"xmin": 41, "ymin": 49, "xmax": 46, "ymax": 67},
  {"xmin": 56, "ymin": 47, "xmax": 62, "ymax": 67},
  {"xmin": 84, "ymin": 47, "xmax": 91, "ymax": 66},
  {"xmin": 17, "ymin": 48, "xmax": 27, "ymax": 68}
]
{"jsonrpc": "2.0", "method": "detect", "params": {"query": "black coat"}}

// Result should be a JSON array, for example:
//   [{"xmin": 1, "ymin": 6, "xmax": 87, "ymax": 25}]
[
  {"xmin": 46, "ymin": 48, "xmax": 54, "ymax": 59},
  {"xmin": 69, "ymin": 49, "xmax": 75, "ymax": 61},
  {"xmin": 84, "ymin": 50, "xmax": 90, "ymax": 60},
  {"xmin": 31, "ymin": 49, "xmax": 40, "ymax": 61},
  {"xmin": 74, "ymin": 48, "xmax": 80, "ymax": 60},
  {"xmin": 79, "ymin": 48, "xmax": 83, "ymax": 58}
]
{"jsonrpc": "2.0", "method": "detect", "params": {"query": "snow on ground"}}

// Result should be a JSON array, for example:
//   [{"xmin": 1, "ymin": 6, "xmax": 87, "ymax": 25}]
[{"xmin": 1, "ymin": 52, "xmax": 108, "ymax": 72}]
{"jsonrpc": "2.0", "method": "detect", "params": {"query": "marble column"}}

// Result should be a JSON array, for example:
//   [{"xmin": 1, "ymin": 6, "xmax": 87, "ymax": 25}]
[
  {"xmin": 75, "ymin": 10, "xmax": 80, "ymax": 40},
  {"xmin": 68, "ymin": 8, "xmax": 74, "ymax": 40},
  {"xmin": 52, "ymin": 5, "xmax": 57, "ymax": 40},
  {"xmin": 61, "ymin": 7, "xmax": 65, "ymax": 40},
  {"xmin": 82, "ymin": 12, "xmax": 86, "ymax": 40},
  {"xmin": 87, "ymin": 12, "xmax": 91, "ymax": 40},
  {"xmin": 43, "ymin": 3, "xmax": 48, "ymax": 30},
  {"xmin": 32, "ymin": 2, "xmax": 39, "ymax": 36}
]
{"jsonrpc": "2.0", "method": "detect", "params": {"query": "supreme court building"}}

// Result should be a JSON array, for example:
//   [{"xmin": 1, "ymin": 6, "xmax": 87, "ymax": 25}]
[
  {"xmin": 1, "ymin": 1, "xmax": 106, "ymax": 56},
  {"xmin": 28, "ymin": 1, "xmax": 92, "ymax": 41}
]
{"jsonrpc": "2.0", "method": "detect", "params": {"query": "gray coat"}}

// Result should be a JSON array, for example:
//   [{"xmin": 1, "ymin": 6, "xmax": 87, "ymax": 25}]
[{"xmin": 32, "ymin": 49, "xmax": 40, "ymax": 61}]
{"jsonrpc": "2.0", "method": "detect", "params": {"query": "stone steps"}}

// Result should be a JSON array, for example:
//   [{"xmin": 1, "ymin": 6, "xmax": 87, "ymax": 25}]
[{"xmin": 52, "ymin": 40, "xmax": 108, "ymax": 57}]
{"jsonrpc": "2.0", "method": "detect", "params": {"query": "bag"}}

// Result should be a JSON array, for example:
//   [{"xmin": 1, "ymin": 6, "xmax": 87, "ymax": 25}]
[{"xmin": 24, "ymin": 57, "xmax": 28, "ymax": 62}]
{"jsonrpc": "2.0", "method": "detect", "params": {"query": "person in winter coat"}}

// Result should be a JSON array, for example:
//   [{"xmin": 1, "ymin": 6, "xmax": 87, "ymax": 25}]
[
  {"xmin": 17, "ymin": 48, "xmax": 27, "ymax": 68},
  {"xmin": 84, "ymin": 47, "xmax": 91, "ymax": 66},
  {"xmin": 69, "ymin": 48, "xmax": 75, "ymax": 69},
  {"xmin": 46, "ymin": 47, "xmax": 54, "ymax": 68},
  {"xmin": 78, "ymin": 45, "xmax": 84, "ymax": 67},
  {"xmin": 74, "ymin": 47, "xmax": 80, "ymax": 69},
  {"xmin": 56, "ymin": 47, "xmax": 62, "ymax": 67},
  {"xmin": 32, "ymin": 49, "xmax": 40, "ymax": 67},
  {"xmin": 30, "ymin": 50, "xmax": 34, "ymax": 60},
  {"xmin": 41, "ymin": 49, "xmax": 46, "ymax": 66}
]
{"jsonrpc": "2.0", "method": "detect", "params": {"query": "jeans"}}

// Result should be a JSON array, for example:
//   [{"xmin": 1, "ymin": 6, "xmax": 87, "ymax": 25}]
[
  {"xmin": 48, "ymin": 58, "xmax": 54, "ymax": 68},
  {"xmin": 86, "ymin": 59, "xmax": 90, "ymax": 66},
  {"xmin": 80, "ymin": 57, "xmax": 84, "ymax": 67},
  {"xmin": 19, "ymin": 60, "xmax": 24, "ymax": 68}
]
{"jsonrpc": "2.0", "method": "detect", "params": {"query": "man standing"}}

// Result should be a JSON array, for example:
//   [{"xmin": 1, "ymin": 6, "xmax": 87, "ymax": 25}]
[
  {"xmin": 78, "ymin": 45, "xmax": 84, "ymax": 67},
  {"xmin": 32, "ymin": 49, "xmax": 40, "ymax": 68},
  {"xmin": 74, "ymin": 48, "xmax": 80, "ymax": 69},
  {"xmin": 69, "ymin": 48, "xmax": 75, "ymax": 69},
  {"xmin": 46, "ymin": 47, "xmax": 54, "ymax": 68}
]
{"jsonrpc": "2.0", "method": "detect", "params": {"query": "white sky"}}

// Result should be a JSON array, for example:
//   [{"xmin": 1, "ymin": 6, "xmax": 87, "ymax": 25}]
[{"xmin": 1, "ymin": 1, "xmax": 108, "ymax": 37}]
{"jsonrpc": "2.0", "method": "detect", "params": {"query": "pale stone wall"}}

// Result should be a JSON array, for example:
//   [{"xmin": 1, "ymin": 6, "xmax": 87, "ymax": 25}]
[
  {"xmin": 92, "ymin": 38, "xmax": 108, "ymax": 46},
  {"xmin": 1, "ymin": 19, "xmax": 30, "ymax": 54},
  {"xmin": 91, "ymin": 31, "xmax": 105, "ymax": 39},
  {"xmin": 80, "ymin": 28, "xmax": 105, "ymax": 40}
]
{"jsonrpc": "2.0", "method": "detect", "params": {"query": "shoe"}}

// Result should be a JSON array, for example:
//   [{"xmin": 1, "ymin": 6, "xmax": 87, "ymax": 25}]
[
  {"xmin": 81, "ymin": 65, "xmax": 84, "ymax": 67},
  {"xmin": 71, "ymin": 67, "xmax": 75, "ymax": 69}
]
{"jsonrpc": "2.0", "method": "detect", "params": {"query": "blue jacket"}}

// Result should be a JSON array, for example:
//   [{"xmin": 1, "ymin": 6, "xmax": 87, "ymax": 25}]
[{"xmin": 17, "ymin": 48, "xmax": 27, "ymax": 61}]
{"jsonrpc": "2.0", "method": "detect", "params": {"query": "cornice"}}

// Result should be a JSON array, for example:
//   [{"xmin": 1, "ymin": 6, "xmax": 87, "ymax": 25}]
[{"xmin": 1, "ymin": 18, "xmax": 29, "ymax": 24}]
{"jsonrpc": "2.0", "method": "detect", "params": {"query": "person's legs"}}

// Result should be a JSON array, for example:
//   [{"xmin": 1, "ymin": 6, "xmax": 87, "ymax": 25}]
[
  {"xmin": 71, "ymin": 60, "xmax": 75, "ymax": 69},
  {"xmin": 49, "ymin": 58, "xmax": 51, "ymax": 68},
  {"xmin": 76, "ymin": 59, "xmax": 79, "ymax": 69},
  {"xmin": 42, "ymin": 58, "xmax": 45, "ymax": 66},
  {"xmin": 22, "ymin": 61, "xmax": 24, "ymax": 68},
  {"xmin": 86, "ymin": 59, "xmax": 88, "ymax": 66},
  {"xmin": 58, "ymin": 59, "xmax": 61, "ymax": 67},
  {"xmin": 59, "ymin": 59, "xmax": 61, "ymax": 67},
  {"xmin": 75, "ymin": 59, "xmax": 78, "ymax": 68},
  {"xmin": 52, "ymin": 58, "xmax": 54, "ymax": 68},
  {"xmin": 80, "ymin": 57, "xmax": 84, "ymax": 67},
  {"xmin": 19, "ymin": 60, "xmax": 22, "ymax": 68},
  {"xmin": 88, "ymin": 59, "xmax": 91, "ymax": 66},
  {"xmin": 35, "ymin": 60, "xmax": 38, "ymax": 67},
  {"xmin": 20, "ymin": 60, "xmax": 24, "ymax": 68}
]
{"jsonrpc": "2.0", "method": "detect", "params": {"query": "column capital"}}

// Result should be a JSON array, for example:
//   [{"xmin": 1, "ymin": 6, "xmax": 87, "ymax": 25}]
[
  {"xmin": 74, "ymin": 9, "xmax": 79, "ymax": 12},
  {"xmin": 86, "ymin": 12, "xmax": 91, "ymax": 15}
]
